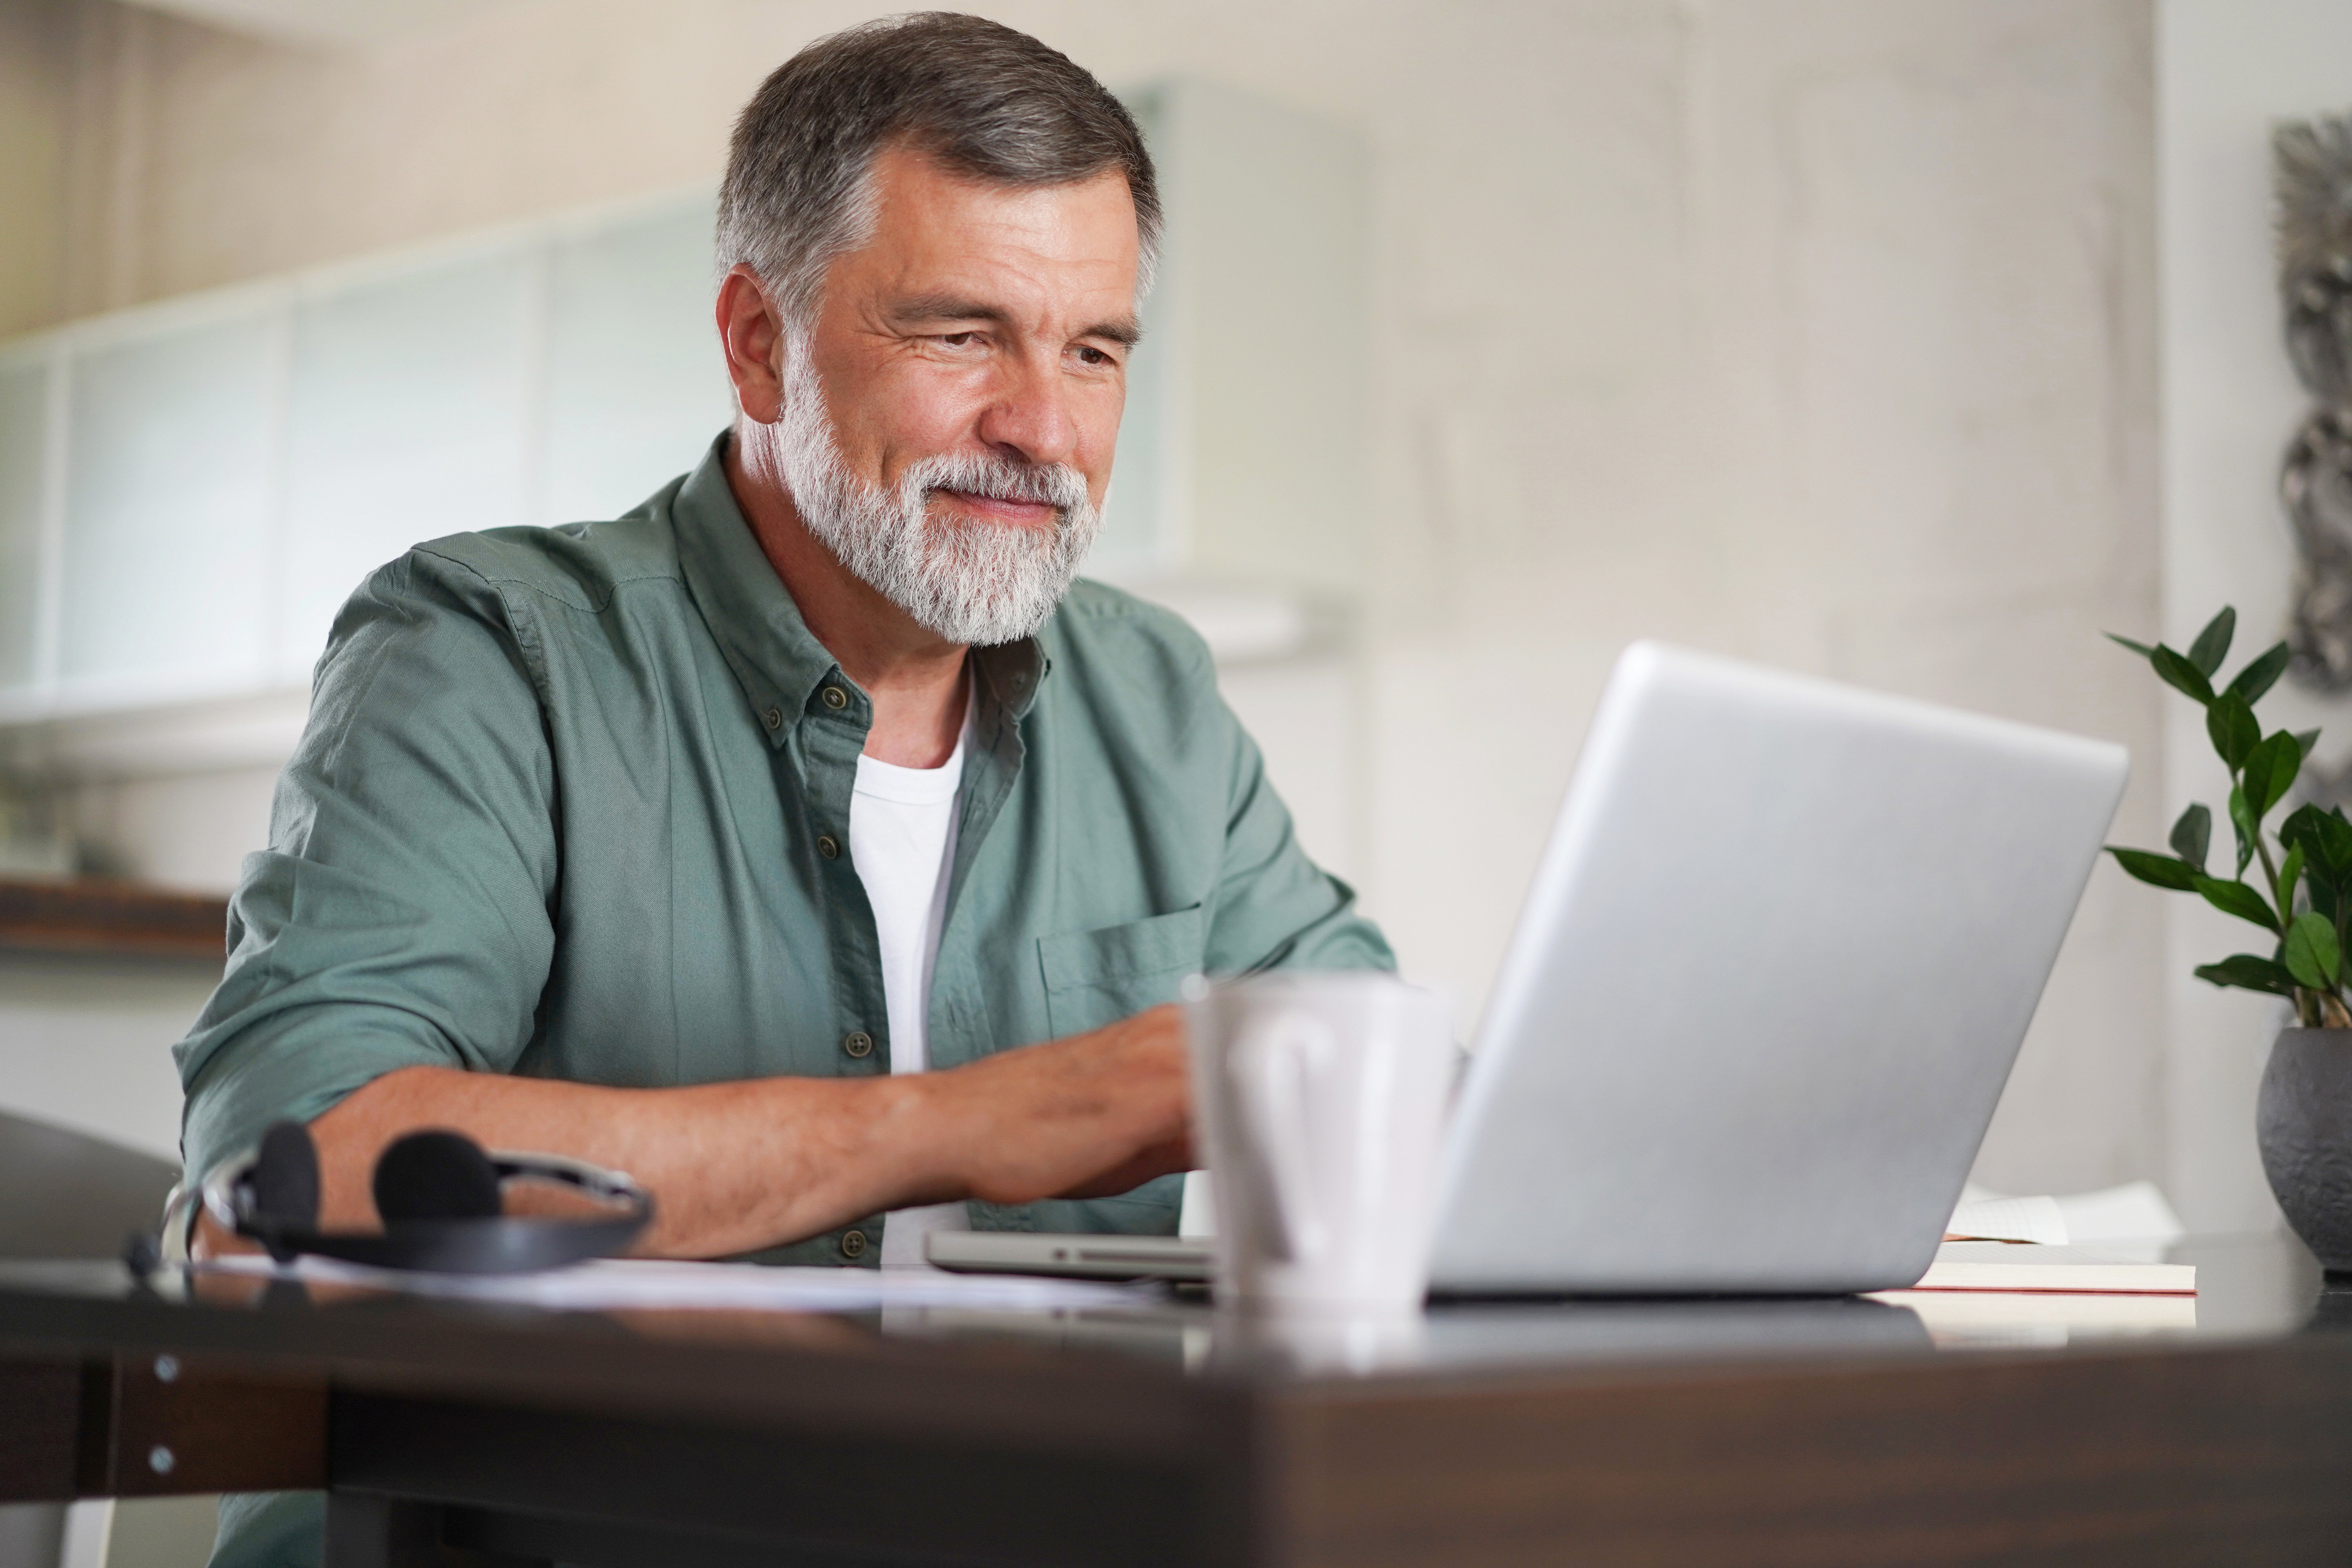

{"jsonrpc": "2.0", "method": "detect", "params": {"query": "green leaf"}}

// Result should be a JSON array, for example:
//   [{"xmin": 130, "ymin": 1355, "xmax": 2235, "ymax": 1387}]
[
  {"xmin": 2325, "ymin": 808, "xmax": 2352, "ymax": 877},
  {"xmin": 2299, "ymin": 728, "xmax": 2323, "ymax": 760},
  {"xmin": 2152, "ymin": 645, "xmax": 2217, "ymax": 704},
  {"xmin": 2195, "ymin": 874, "xmax": 2283, "ymax": 931},
  {"xmin": 2242, "ymin": 730, "xmax": 2306, "ymax": 818},
  {"xmin": 2169, "ymin": 803, "xmax": 2212, "ymax": 871},
  {"xmin": 2227, "ymin": 641, "xmax": 2292, "ymax": 705},
  {"xmin": 2105, "ymin": 846, "xmax": 2200, "ymax": 890},
  {"xmin": 2240, "ymin": 747, "xmax": 2278, "ymax": 822},
  {"xmin": 2188, "ymin": 606, "xmax": 2236, "ymax": 676},
  {"xmin": 2292, "ymin": 804, "xmax": 2352, "ymax": 950},
  {"xmin": 2279, "ymin": 842, "xmax": 2307, "ymax": 920},
  {"xmin": 2105, "ymin": 632, "xmax": 2156, "ymax": 659},
  {"xmin": 2230, "ymin": 784, "xmax": 2258, "ymax": 875},
  {"xmin": 2285, "ymin": 910, "xmax": 2343, "ymax": 989},
  {"xmin": 2195, "ymin": 954, "xmax": 2300, "ymax": 996},
  {"xmin": 2279, "ymin": 801, "xmax": 2352, "ymax": 878},
  {"xmin": 2206, "ymin": 693, "xmax": 2261, "ymax": 770}
]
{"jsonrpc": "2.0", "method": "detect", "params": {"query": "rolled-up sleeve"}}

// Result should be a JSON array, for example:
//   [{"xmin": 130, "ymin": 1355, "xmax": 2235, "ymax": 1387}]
[{"xmin": 175, "ymin": 550, "xmax": 558, "ymax": 1184}]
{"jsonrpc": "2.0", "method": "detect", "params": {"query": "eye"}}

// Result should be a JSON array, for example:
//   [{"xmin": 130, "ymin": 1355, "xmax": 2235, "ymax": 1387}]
[
  {"xmin": 1073, "ymin": 345, "xmax": 1119, "ymax": 368},
  {"xmin": 935, "ymin": 331, "xmax": 980, "ymax": 348}
]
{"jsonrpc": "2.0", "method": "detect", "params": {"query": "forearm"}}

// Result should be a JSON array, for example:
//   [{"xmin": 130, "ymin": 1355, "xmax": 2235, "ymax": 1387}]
[
  {"xmin": 305, "ymin": 1066, "xmax": 953, "ymax": 1258},
  {"xmin": 282, "ymin": 1004, "xmax": 1190, "ymax": 1259}
]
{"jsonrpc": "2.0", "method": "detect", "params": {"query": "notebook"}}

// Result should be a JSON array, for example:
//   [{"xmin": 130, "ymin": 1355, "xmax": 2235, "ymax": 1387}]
[{"xmin": 1904, "ymin": 1241, "xmax": 2195, "ymax": 1295}]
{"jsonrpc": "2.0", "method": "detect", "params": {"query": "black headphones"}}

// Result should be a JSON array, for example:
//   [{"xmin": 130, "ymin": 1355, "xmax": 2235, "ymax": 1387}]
[{"xmin": 191, "ymin": 1120, "xmax": 655, "ymax": 1275}]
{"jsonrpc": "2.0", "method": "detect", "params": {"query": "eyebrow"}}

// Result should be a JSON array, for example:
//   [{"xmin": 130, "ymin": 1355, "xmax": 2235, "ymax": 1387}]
[{"xmin": 886, "ymin": 293, "xmax": 1144, "ymax": 348}]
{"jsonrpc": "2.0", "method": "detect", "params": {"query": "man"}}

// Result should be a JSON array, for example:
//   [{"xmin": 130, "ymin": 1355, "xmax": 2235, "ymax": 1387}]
[
  {"xmin": 191, "ymin": 14, "xmax": 1390, "ymax": 1562},
  {"xmin": 178, "ymin": 16, "xmax": 1388, "ymax": 1277}
]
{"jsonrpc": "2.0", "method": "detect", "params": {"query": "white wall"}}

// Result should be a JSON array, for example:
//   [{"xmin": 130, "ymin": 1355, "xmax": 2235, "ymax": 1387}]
[
  {"xmin": 1355, "ymin": 0, "xmax": 2163, "ymax": 1198},
  {"xmin": 2155, "ymin": 0, "xmax": 2352, "ymax": 1231},
  {"xmin": 0, "ymin": 954, "xmax": 211, "ymax": 1159},
  {"xmin": 5, "ymin": 0, "xmax": 2176, "ymax": 1209}
]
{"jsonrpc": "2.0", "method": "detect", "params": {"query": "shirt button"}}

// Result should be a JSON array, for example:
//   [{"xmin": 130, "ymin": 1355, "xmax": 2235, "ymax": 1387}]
[
  {"xmin": 840, "ymin": 1229, "xmax": 869, "ymax": 1260},
  {"xmin": 762, "ymin": 706, "xmax": 782, "ymax": 730},
  {"xmin": 820, "ymin": 685, "xmax": 849, "ymax": 711},
  {"xmin": 817, "ymin": 834, "xmax": 840, "ymax": 860},
  {"xmin": 842, "ymin": 1030, "xmax": 874, "ymax": 1059}
]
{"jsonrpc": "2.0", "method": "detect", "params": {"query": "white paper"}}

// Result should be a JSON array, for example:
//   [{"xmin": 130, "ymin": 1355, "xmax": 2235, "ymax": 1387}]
[
  {"xmin": 194, "ymin": 1254, "xmax": 1154, "ymax": 1314},
  {"xmin": 1945, "ymin": 1194, "xmax": 2068, "ymax": 1245},
  {"xmin": 1947, "ymin": 1179, "xmax": 2186, "ymax": 1247}
]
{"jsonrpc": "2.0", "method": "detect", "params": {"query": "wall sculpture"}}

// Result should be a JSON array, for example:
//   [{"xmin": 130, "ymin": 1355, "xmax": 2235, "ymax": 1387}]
[{"xmin": 2280, "ymin": 112, "xmax": 2352, "ymax": 691}]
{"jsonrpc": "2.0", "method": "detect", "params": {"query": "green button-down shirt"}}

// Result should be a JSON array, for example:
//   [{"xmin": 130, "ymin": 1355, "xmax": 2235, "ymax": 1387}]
[{"xmin": 175, "ymin": 436, "xmax": 1392, "ymax": 1263}]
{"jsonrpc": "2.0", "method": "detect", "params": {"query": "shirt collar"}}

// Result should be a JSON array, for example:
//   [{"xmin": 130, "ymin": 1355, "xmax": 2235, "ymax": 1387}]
[{"xmin": 670, "ymin": 434, "xmax": 1050, "ymax": 748}]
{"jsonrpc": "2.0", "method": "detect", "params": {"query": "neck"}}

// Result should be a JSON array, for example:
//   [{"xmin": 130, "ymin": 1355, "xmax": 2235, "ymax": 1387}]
[{"xmin": 724, "ymin": 423, "xmax": 969, "ymax": 769}]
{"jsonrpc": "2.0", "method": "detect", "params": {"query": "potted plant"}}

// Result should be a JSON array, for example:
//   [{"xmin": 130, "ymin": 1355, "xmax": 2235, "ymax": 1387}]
[{"xmin": 2107, "ymin": 606, "xmax": 2352, "ymax": 1272}]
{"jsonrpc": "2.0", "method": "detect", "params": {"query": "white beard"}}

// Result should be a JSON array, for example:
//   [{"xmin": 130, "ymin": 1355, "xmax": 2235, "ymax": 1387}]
[{"xmin": 775, "ymin": 341, "xmax": 1100, "ymax": 646}]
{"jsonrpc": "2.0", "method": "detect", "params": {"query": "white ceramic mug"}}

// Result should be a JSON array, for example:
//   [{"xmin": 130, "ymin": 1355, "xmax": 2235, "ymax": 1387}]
[{"xmin": 1183, "ymin": 971, "xmax": 1454, "ymax": 1312}]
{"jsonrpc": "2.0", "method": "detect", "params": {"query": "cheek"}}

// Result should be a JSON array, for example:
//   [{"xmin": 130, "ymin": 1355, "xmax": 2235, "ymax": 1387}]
[
  {"xmin": 820, "ymin": 354, "xmax": 973, "ymax": 468},
  {"xmin": 1080, "ymin": 382, "xmax": 1128, "ymax": 483},
  {"xmin": 898, "ymin": 363, "xmax": 992, "ymax": 434}
]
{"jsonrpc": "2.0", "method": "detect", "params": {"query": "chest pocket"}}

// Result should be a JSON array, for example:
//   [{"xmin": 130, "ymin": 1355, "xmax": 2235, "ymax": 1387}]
[{"xmin": 1037, "ymin": 905, "xmax": 1207, "ymax": 1037}]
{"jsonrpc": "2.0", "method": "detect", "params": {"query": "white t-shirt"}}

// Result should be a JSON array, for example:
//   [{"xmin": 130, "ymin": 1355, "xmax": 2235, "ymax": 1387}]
[{"xmin": 850, "ymin": 710, "xmax": 969, "ymax": 1270}]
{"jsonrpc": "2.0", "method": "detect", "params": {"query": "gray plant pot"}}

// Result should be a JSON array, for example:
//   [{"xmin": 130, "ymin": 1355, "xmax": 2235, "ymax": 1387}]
[{"xmin": 2258, "ymin": 1027, "xmax": 2352, "ymax": 1274}]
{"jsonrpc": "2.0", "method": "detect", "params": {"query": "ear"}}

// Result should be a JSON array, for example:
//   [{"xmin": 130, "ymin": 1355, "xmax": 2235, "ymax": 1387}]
[{"xmin": 719, "ymin": 265, "xmax": 787, "ymax": 424}]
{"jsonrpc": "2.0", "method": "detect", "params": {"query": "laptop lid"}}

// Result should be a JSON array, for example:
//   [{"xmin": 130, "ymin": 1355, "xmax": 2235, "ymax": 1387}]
[{"xmin": 1428, "ymin": 642, "xmax": 2128, "ymax": 1295}]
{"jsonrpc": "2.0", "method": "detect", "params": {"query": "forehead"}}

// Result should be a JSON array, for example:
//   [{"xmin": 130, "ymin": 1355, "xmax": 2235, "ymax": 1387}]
[{"xmin": 834, "ymin": 143, "xmax": 1140, "ymax": 310}]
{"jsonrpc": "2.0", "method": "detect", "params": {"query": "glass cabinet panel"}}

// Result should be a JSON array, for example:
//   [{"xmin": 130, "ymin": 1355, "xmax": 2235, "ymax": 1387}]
[
  {"xmin": 541, "ymin": 196, "xmax": 733, "ymax": 528},
  {"xmin": 62, "ymin": 316, "xmax": 273, "ymax": 693},
  {"xmin": 280, "ymin": 254, "xmax": 533, "ymax": 676}
]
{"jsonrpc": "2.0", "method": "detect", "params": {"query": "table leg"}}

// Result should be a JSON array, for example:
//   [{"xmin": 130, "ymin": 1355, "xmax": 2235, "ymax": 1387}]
[{"xmin": 0, "ymin": 1501, "xmax": 68, "ymax": 1568}]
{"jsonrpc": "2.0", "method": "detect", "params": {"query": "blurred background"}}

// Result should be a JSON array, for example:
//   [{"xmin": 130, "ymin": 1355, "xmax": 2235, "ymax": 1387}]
[{"xmin": 0, "ymin": 0, "xmax": 2344, "ymax": 1478}]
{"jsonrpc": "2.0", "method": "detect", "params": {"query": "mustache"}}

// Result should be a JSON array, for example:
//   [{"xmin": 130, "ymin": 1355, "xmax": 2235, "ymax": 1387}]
[{"xmin": 901, "ymin": 452, "xmax": 1090, "ymax": 514}]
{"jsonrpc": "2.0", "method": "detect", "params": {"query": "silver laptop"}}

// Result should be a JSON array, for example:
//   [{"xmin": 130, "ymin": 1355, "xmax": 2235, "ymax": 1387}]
[{"xmin": 931, "ymin": 641, "xmax": 2128, "ymax": 1296}]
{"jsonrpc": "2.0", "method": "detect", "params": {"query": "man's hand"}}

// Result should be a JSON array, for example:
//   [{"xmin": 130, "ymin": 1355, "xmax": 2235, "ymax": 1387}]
[
  {"xmin": 245, "ymin": 1005, "xmax": 1195, "ymax": 1261},
  {"xmin": 911, "ymin": 1004, "xmax": 1192, "ymax": 1205}
]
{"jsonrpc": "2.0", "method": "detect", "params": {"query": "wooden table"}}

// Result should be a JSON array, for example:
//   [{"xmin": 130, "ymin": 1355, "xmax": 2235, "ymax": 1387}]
[{"xmin": 1, "ymin": 1235, "xmax": 2347, "ymax": 1567}]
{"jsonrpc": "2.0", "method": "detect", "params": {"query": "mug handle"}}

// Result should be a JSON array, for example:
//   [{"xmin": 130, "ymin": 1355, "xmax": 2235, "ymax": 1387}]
[{"xmin": 1233, "ymin": 1010, "xmax": 1336, "ymax": 1263}]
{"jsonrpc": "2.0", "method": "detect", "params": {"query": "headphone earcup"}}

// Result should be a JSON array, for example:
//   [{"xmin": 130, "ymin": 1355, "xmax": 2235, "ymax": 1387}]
[
  {"xmin": 250, "ymin": 1120, "xmax": 321, "ymax": 1230},
  {"xmin": 373, "ymin": 1129, "xmax": 503, "ymax": 1225}
]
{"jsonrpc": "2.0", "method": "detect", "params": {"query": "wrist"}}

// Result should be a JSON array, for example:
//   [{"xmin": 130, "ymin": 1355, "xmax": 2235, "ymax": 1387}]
[{"xmin": 866, "ymin": 1069, "xmax": 971, "ymax": 1207}]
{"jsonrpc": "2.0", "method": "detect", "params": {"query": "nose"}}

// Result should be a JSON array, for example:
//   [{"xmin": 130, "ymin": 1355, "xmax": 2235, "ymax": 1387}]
[{"xmin": 974, "ymin": 351, "xmax": 1078, "ymax": 470}]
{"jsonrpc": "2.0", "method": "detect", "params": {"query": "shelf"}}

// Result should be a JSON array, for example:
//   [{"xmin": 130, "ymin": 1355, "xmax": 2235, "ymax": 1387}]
[
  {"xmin": 0, "ymin": 878, "xmax": 228, "ymax": 961},
  {"xmin": 0, "ymin": 686, "xmax": 310, "ymax": 778}
]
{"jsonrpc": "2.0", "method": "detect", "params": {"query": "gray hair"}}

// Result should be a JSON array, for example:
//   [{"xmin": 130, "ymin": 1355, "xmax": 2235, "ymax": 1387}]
[{"xmin": 716, "ymin": 13, "xmax": 1161, "ymax": 329}]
